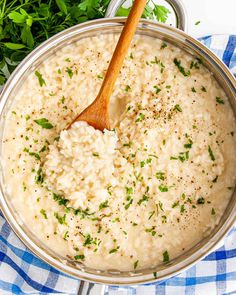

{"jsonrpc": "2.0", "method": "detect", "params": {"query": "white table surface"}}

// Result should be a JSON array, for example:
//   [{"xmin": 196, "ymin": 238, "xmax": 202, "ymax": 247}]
[{"xmin": 183, "ymin": 0, "xmax": 236, "ymax": 37}]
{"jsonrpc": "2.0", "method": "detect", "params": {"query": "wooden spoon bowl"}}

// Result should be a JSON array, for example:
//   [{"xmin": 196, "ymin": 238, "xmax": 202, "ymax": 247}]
[{"xmin": 68, "ymin": 0, "xmax": 147, "ymax": 131}]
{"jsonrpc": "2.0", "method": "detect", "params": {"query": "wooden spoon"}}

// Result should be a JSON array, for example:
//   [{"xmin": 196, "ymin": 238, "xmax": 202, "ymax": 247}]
[{"xmin": 68, "ymin": 0, "xmax": 147, "ymax": 131}]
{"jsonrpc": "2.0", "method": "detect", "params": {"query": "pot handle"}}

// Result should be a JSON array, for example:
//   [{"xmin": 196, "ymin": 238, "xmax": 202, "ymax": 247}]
[
  {"xmin": 105, "ymin": 0, "xmax": 187, "ymax": 32},
  {"xmin": 77, "ymin": 281, "xmax": 106, "ymax": 295}
]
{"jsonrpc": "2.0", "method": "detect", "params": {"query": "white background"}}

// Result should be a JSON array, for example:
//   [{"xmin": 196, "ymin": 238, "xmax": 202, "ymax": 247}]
[{"xmin": 183, "ymin": 0, "xmax": 236, "ymax": 37}]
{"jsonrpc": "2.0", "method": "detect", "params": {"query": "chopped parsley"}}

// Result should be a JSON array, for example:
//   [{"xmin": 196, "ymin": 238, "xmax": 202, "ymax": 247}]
[
  {"xmin": 74, "ymin": 254, "xmax": 85, "ymax": 260},
  {"xmin": 161, "ymin": 42, "xmax": 167, "ymax": 49},
  {"xmin": 53, "ymin": 193, "xmax": 69, "ymax": 206},
  {"xmin": 208, "ymin": 146, "xmax": 215, "ymax": 161},
  {"xmin": 197, "ymin": 197, "xmax": 205, "ymax": 204},
  {"xmin": 171, "ymin": 151, "xmax": 189, "ymax": 162},
  {"xmin": 216, "ymin": 96, "xmax": 224, "ymax": 104},
  {"xmin": 54, "ymin": 212, "xmax": 66, "ymax": 224},
  {"xmin": 211, "ymin": 208, "xmax": 216, "ymax": 215},
  {"xmin": 135, "ymin": 113, "xmax": 145, "ymax": 123},
  {"xmin": 153, "ymin": 272, "xmax": 158, "ymax": 279},
  {"xmin": 140, "ymin": 161, "xmax": 145, "ymax": 168},
  {"xmin": 172, "ymin": 201, "xmax": 179, "ymax": 208},
  {"xmin": 83, "ymin": 234, "xmax": 95, "ymax": 246},
  {"xmin": 99, "ymin": 200, "xmax": 109, "ymax": 210},
  {"xmin": 126, "ymin": 187, "xmax": 133, "ymax": 195},
  {"xmin": 158, "ymin": 184, "xmax": 168, "ymax": 192},
  {"xmin": 92, "ymin": 152, "xmax": 99, "ymax": 157},
  {"xmin": 154, "ymin": 85, "xmax": 161, "ymax": 94},
  {"xmin": 34, "ymin": 118, "xmax": 53, "ymax": 129},
  {"xmin": 40, "ymin": 209, "xmax": 47, "ymax": 219},
  {"xmin": 173, "ymin": 58, "xmax": 190, "ymax": 76},
  {"xmin": 35, "ymin": 168, "xmax": 44, "ymax": 184},
  {"xmin": 174, "ymin": 104, "xmax": 182, "ymax": 112},
  {"xmin": 178, "ymin": 151, "xmax": 189, "ymax": 162},
  {"xmin": 195, "ymin": 20, "xmax": 201, "ymax": 25},
  {"xmin": 158, "ymin": 201, "xmax": 164, "ymax": 211},
  {"xmin": 123, "ymin": 142, "xmax": 132, "ymax": 148},
  {"xmin": 134, "ymin": 260, "xmax": 139, "ymax": 269},
  {"xmin": 184, "ymin": 139, "xmax": 193, "ymax": 149},
  {"xmin": 191, "ymin": 87, "xmax": 196, "ymax": 93},
  {"xmin": 190, "ymin": 58, "xmax": 202, "ymax": 69},
  {"xmin": 201, "ymin": 86, "xmax": 207, "ymax": 92},
  {"xmin": 137, "ymin": 194, "xmax": 149, "ymax": 205},
  {"xmin": 180, "ymin": 204, "xmax": 185, "ymax": 213},
  {"xmin": 156, "ymin": 171, "xmax": 165, "ymax": 180},
  {"xmin": 24, "ymin": 148, "xmax": 40, "ymax": 160},
  {"xmin": 163, "ymin": 250, "xmax": 169, "ymax": 263},
  {"xmin": 63, "ymin": 231, "xmax": 69, "ymax": 240},
  {"xmin": 124, "ymin": 196, "xmax": 133, "ymax": 210},
  {"xmin": 125, "ymin": 85, "xmax": 131, "ymax": 92},
  {"xmin": 35, "ymin": 71, "xmax": 46, "ymax": 86},
  {"xmin": 145, "ymin": 226, "xmax": 156, "ymax": 236},
  {"xmin": 66, "ymin": 67, "xmax": 73, "ymax": 78},
  {"xmin": 148, "ymin": 211, "xmax": 155, "ymax": 220},
  {"xmin": 109, "ymin": 246, "xmax": 119, "ymax": 254}
]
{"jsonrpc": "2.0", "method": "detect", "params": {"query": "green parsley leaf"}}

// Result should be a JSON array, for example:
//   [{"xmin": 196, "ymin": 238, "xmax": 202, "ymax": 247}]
[
  {"xmin": 173, "ymin": 58, "xmax": 190, "ymax": 76},
  {"xmin": 172, "ymin": 201, "xmax": 179, "ymax": 208},
  {"xmin": 34, "ymin": 118, "xmax": 53, "ymax": 129},
  {"xmin": 74, "ymin": 254, "xmax": 85, "ymax": 260},
  {"xmin": 137, "ymin": 194, "xmax": 149, "ymax": 205},
  {"xmin": 216, "ymin": 96, "xmax": 224, "ymax": 104},
  {"xmin": 156, "ymin": 171, "xmax": 165, "ymax": 180},
  {"xmin": 35, "ymin": 168, "xmax": 44, "ymax": 184},
  {"xmin": 184, "ymin": 139, "xmax": 193, "ymax": 149},
  {"xmin": 54, "ymin": 212, "xmax": 66, "ymax": 224},
  {"xmin": 134, "ymin": 260, "xmax": 139, "ymax": 269},
  {"xmin": 109, "ymin": 246, "xmax": 119, "ymax": 254},
  {"xmin": 135, "ymin": 113, "xmax": 145, "ymax": 123},
  {"xmin": 66, "ymin": 67, "xmax": 73, "ymax": 78},
  {"xmin": 35, "ymin": 71, "xmax": 46, "ymax": 87},
  {"xmin": 161, "ymin": 42, "xmax": 167, "ymax": 49},
  {"xmin": 99, "ymin": 200, "xmax": 109, "ymax": 210},
  {"xmin": 40, "ymin": 209, "xmax": 47, "ymax": 219},
  {"xmin": 53, "ymin": 193, "xmax": 69, "ymax": 206},
  {"xmin": 174, "ymin": 104, "xmax": 183, "ymax": 112},
  {"xmin": 163, "ymin": 250, "xmax": 169, "ymax": 262},
  {"xmin": 197, "ymin": 197, "xmax": 205, "ymax": 204},
  {"xmin": 125, "ymin": 85, "xmax": 131, "ymax": 92},
  {"xmin": 158, "ymin": 184, "xmax": 168, "ymax": 192},
  {"xmin": 208, "ymin": 145, "xmax": 215, "ymax": 161},
  {"xmin": 154, "ymin": 85, "xmax": 161, "ymax": 94}
]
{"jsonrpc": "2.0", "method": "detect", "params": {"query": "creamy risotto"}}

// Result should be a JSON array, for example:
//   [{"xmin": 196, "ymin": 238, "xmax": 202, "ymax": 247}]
[{"xmin": 2, "ymin": 34, "xmax": 236, "ymax": 272}]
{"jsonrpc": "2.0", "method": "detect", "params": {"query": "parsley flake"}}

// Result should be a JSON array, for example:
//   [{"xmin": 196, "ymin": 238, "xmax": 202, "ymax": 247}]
[
  {"xmin": 34, "ymin": 118, "xmax": 53, "ymax": 129},
  {"xmin": 163, "ymin": 250, "xmax": 169, "ymax": 263},
  {"xmin": 35, "ymin": 71, "xmax": 46, "ymax": 87}
]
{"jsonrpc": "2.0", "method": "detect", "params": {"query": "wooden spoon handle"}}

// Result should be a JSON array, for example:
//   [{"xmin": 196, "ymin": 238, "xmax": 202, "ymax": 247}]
[{"xmin": 97, "ymin": 0, "xmax": 147, "ymax": 102}]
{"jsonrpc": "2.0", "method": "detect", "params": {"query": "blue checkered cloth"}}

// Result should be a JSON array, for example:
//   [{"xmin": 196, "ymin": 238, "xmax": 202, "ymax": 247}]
[{"xmin": 0, "ymin": 34, "xmax": 236, "ymax": 295}]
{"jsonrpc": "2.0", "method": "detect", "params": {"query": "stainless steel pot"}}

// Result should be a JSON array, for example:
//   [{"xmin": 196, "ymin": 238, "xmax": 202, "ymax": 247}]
[{"xmin": 0, "ymin": 0, "xmax": 235, "ymax": 293}]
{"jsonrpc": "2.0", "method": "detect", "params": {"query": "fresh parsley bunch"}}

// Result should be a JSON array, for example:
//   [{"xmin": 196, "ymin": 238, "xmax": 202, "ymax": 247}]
[{"xmin": 0, "ymin": 0, "xmax": 170, "ymax": 85}]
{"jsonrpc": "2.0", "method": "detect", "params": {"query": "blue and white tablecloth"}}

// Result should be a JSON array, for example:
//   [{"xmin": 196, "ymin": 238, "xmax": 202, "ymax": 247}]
[{"xmin": 0, "ymin": 34, "xmax": 236, "ymax": 295}]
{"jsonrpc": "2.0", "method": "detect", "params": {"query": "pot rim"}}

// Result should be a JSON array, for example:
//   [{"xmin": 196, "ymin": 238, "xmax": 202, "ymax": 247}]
[{"xmin": 0, "ymin": 17, "xmax": 235, "ymax": 285}]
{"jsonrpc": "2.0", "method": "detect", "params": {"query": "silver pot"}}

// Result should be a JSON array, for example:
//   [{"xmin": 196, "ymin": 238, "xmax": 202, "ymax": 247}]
[{"xmin": 0, "ymin": 0, "xmax": 235, "ymax": 293}]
